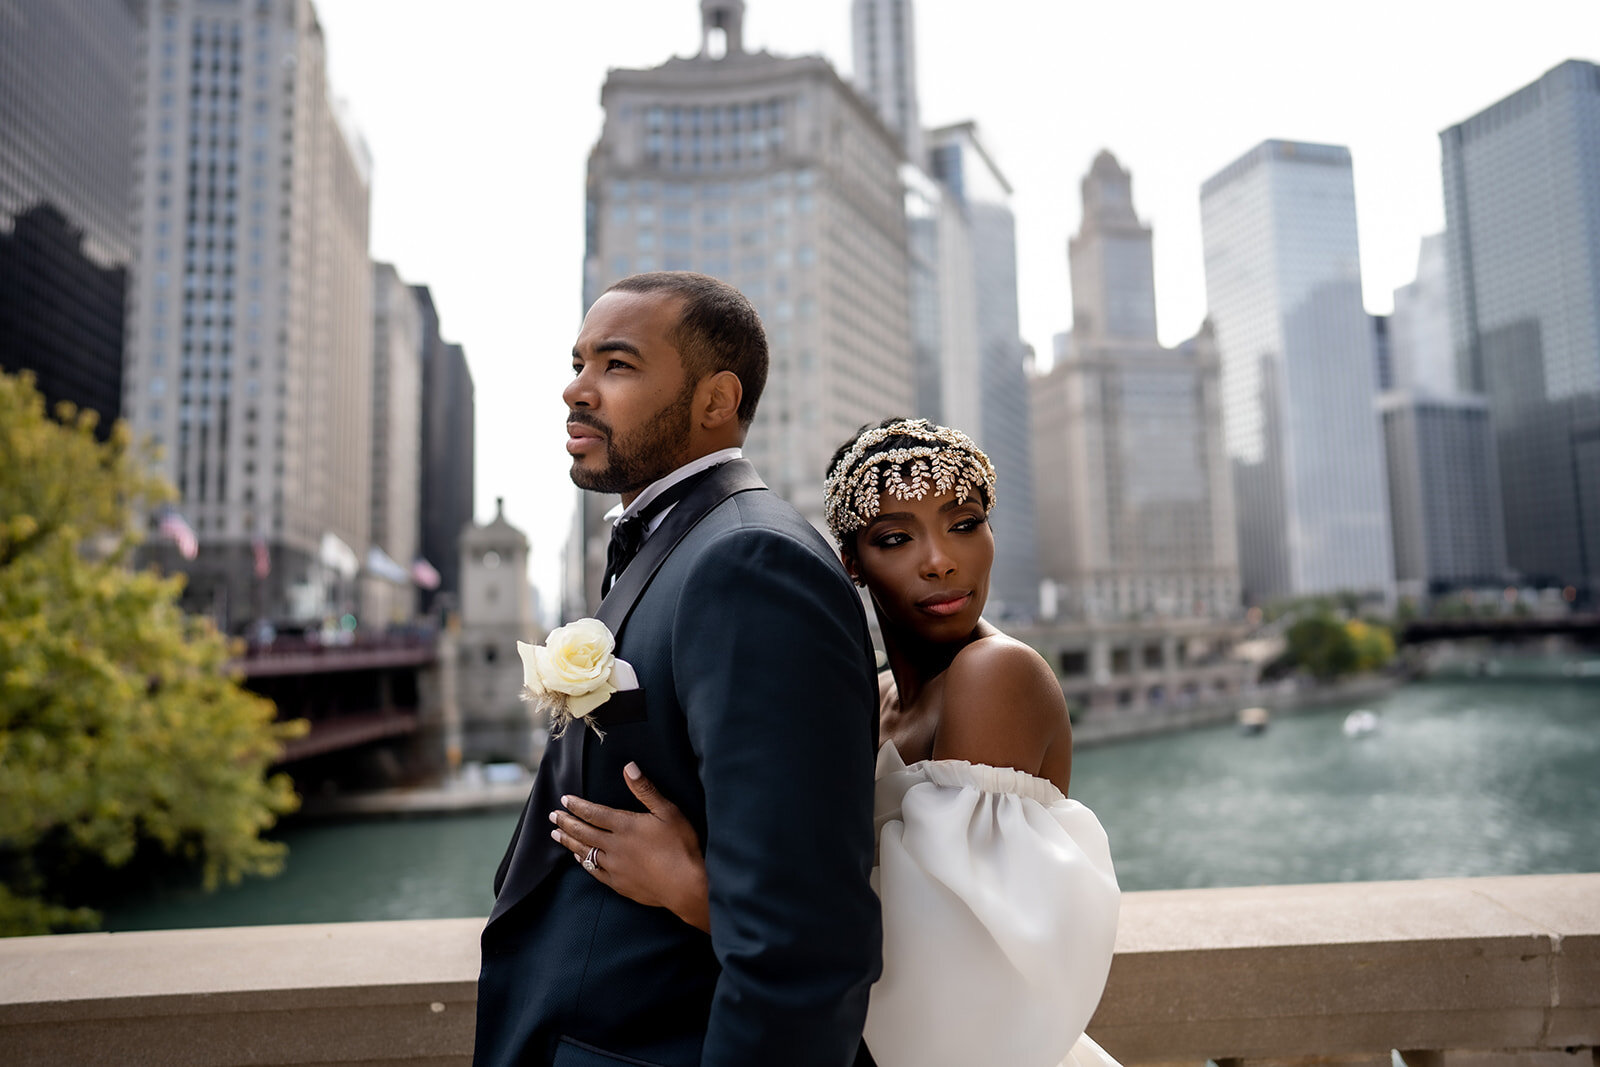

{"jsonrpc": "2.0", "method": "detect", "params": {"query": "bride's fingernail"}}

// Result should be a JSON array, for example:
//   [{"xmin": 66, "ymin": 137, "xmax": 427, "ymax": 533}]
[
  {"xmin": 559, "ymin": 795, "xmax": 571, "ymax": 807},
  {"xmin": 549, "ymin": 829, "xmax": 560, "ymax": 842},
  {"xmin": 625, "ymin": 762, "xmax": 641, "ymax": 780},
  {"xmin": 548, "ymin": 811, "xmax": 559, "ymax": 824}
]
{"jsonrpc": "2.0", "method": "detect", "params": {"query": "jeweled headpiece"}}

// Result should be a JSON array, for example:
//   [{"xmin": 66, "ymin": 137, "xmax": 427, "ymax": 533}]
[{"xmin": 823, "ymin": 418, "xmax": 997, "ymax": 543}]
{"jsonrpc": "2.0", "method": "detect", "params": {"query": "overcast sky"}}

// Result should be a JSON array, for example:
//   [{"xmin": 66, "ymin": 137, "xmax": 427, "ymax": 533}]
[{"xmin": 310, "ymin": 0, "xmax": 1597, "ymax": 617}]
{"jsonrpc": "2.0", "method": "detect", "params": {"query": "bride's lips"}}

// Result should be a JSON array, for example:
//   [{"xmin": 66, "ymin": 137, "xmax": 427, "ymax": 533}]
[
  {"xmin": 566, "ymin": 421, "xmax": 606, "ymax": 455},
  {"xmin": 917, "ymin": 591, "xmax": 972, "ymax": 617}
]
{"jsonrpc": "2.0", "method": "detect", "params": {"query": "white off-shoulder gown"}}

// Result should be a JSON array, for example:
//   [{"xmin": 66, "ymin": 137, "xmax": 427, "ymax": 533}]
[{"xmin": 864, "ymin": 743, "xmax": 1123, "ymax": 1067}]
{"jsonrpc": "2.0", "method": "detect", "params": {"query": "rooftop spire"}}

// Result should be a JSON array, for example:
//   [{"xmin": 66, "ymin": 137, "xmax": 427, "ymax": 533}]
[{"xmin": 700, "ymin": 0, "xmax": 746, "ymax": 58}]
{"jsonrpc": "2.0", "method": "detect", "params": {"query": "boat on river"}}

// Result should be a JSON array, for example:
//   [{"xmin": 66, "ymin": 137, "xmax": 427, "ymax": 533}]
[
  {"xmin": 1237, "ymin": 706, "xmax": 1270, "ymax": 735},
  {"xmin": 1342, "ymin": 709, "xmax": 1380, "ymax": 738}
]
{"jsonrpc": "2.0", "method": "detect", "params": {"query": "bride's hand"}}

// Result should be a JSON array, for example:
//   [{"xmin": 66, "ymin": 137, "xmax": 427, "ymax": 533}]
[{"xmin": 550, "ymin": 762, "xmax": 711, "ymax": 933}]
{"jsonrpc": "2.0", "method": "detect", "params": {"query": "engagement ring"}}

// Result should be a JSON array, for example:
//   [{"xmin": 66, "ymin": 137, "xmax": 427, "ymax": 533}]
[{"xmin": 582, "ymin": 847, "xmax": 600, "ymax": 872}]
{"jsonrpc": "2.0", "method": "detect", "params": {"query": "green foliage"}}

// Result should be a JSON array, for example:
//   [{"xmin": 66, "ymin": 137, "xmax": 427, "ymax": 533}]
[
  {"xmin": 0, "ymin": 370, "xmax": 302, "ymax": 936},
  {"xmin": 1283, "ymin": 610, "xmax": 1396, "ymax": 681},
  {"xmin": 1345, "ymin": 619, "xmax": 1395, "ymax": 673},
  {"xmin": 1284, "ymin": 613, "xmax": 1358, "ymax": 680}
]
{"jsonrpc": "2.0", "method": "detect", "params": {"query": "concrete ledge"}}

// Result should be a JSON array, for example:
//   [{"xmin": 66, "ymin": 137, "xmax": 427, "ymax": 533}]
[
  {"xmin": 0, "ymin": 875, "xmax": 1594, "ymax": 1066},
  {"xmin": 0, "ymin": 920, "xmax": 480, "ymax": 1066},
  {"xmin": 1093, "ymin": 875, "xmax": 1600, "ymax": 1064}
]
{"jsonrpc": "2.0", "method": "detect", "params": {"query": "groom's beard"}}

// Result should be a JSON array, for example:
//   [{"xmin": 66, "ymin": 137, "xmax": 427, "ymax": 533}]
[{"xmin": 568, "ymin": 381, "xmax": 697, "ymax": 496}]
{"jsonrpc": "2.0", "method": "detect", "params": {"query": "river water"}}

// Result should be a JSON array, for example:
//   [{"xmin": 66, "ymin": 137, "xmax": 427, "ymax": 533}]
[{"xmin": 103, "ymin": 678, "xmax": 1600, "ymax": 931}]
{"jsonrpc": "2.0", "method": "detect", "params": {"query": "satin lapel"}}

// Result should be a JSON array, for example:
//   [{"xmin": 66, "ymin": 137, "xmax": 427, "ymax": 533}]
[
  {"xmin": 594, "ymin": 459, "xmax": 767, "ymax": 637},
  {"xmin": 582, "ymin": 460, "xmax": 766, "ymax": 794}
]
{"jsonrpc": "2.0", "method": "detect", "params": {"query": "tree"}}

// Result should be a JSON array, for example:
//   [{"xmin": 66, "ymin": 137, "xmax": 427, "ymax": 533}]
[
  {"xmin": 0, "ymin": 370, "xmax": 302, "ymax": 936},
  {"xmin": 1284, "ymin": 612, "xmax": 1358, "ymax": 681},
  {"xmin": 1345, "ymin": 619, "xmax": 1396, "ymax": 673},
  {"xmin": 1283, "ymin": 610, "xmax": 1396, "ymax": 682}
]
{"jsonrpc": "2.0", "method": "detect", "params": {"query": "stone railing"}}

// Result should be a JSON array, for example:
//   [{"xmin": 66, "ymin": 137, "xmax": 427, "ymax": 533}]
[{"xmin": 1, "ymin": 874, "xmax": 1594, "ymax": 1066}]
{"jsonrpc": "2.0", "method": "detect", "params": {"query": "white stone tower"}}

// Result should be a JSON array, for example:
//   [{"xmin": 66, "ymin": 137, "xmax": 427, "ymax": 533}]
[{"xmin": 457, "ymin": 499, "xmax": 543, "ymax": 764}]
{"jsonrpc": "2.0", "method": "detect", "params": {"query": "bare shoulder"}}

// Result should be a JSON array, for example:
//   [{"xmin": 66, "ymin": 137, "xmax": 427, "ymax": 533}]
[
  {"xmin": 945, "ymin": 634, "xmax": 1062, "ymax": 708},
  {"xmin": 935, "ymin": 633, "xmax": 1068, "ymax": 769}
]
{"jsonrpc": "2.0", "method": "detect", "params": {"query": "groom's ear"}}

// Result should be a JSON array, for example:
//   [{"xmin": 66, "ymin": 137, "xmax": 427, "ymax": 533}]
[{"xmin": 697, "ymin": 370, "xmax": 743, "ymax": 431}]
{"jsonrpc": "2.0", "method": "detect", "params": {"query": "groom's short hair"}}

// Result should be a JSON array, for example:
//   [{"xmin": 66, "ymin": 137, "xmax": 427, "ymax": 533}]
[{"xmin": 605, "ymin": 272, "xmax": 769, "ymax": 428}]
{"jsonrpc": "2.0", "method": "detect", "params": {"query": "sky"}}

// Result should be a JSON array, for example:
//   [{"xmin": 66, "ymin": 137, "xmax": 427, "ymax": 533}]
[{"xmin": 310, "ymin": 0, "xmax": 1598, "ymax": 618}]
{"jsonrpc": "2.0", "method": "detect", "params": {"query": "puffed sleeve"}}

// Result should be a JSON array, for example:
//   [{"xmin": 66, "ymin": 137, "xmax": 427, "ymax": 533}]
[{"xmin": 865, "ymin": 744, "xmax": 1121, "ymax": 1067}]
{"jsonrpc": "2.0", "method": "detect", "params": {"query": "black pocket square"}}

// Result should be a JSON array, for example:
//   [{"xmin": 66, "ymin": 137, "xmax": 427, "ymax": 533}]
[{"xmin": 591, "ymin": 686, "xmax": 647, "ymax": 728}]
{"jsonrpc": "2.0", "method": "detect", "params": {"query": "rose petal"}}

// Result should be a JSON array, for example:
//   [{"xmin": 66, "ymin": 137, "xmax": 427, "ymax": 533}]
[
  {"xmin": 566, "ymin": 682, "xmax": 616, "ymax": 719},
  {"xmin": 540, "ymin": 618, "xmax": 620, "ymax": 694},
  {"xmin": 517, "ymin": 641, "xmax": 545, "ymax": 695}
]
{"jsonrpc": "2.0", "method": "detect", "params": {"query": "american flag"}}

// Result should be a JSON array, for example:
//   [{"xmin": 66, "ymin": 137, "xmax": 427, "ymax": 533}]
[
  {"xmin": 158, "ymin": 509, "xmax": 198, "ymax": 560},
  {"xmin": 411, "ymin": 557, "xmax": 441, "ymax": 590}
]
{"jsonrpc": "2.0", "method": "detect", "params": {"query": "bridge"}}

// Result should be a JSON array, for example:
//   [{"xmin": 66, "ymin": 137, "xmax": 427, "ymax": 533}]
[
  {"xmin": 228, "ymin": 632, "xmax": 445, "ymax": 770},
  {"xmin": 1400, "ymin": 613, "xmax": 1600, "ymax": 644}
]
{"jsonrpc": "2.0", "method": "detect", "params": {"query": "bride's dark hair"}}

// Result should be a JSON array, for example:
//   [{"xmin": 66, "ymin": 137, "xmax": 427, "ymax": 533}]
[{"xmin": 825, "ymin": 416, "xmax": 921, "ymax": 482}]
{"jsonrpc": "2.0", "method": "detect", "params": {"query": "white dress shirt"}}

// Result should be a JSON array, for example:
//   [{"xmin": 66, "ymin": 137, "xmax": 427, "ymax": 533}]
[{"xmin": 602, "ymin": 447, "xmax": 743, "ymax": 541}]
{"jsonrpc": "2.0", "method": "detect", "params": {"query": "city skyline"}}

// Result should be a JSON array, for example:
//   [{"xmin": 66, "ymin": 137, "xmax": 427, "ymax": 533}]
[{"xmin": 301, "ymin": 0, "xmax": 1596, "ymax": 606}]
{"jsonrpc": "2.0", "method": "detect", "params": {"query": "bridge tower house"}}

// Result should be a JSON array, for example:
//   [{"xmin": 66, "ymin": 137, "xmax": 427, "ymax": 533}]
[{"xmin": 457, "ymin": 499, "xmax": 544, "ymax": 765}]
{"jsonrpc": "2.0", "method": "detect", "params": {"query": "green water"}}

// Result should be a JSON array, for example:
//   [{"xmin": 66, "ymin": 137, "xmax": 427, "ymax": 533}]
[
  {"xmin": 1071, "ymin": 680, "xmax": 1600, "ymax": 890},
  {"xmin": 103, "ymin": 678, "xmax": 1600, "ymax": 931}
]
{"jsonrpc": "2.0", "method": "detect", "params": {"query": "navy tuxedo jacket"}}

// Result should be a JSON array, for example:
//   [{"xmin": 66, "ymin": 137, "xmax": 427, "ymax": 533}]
[{"xmin": 474, "ymin": 461, "xmax": 882, "ymax": 1067}]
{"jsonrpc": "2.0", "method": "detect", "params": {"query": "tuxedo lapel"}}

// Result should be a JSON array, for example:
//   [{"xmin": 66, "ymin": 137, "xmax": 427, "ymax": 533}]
[
  {"xmin": 486, "ymin": 459, "xmax": 767, "ymax": 931},
  {"xmin": 594, "ymin": 459, "xmax": 766, "ymax": 637}
]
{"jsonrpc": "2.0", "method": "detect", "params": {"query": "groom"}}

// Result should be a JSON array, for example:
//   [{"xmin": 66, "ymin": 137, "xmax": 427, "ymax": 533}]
[{"xmin": 474, "ymin": 273, "xmax": 882, "ymax": 1067}]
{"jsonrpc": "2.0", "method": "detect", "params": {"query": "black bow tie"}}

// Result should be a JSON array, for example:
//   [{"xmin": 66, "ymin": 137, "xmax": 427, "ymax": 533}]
[{"xmin": 600, "ymin": 466, "xmax": 719, "ymax": 598}]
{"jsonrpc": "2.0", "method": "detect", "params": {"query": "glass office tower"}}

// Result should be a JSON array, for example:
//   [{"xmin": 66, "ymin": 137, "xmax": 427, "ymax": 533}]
[
  {"xmin": 1201, "ymin": 140, "xmax": 1393, "ymax": 604},
  {"xmin": 0, "ymin": 1, "xmax": 139, "ymax": 431},
  {"xmin": 1441, "ymin": 59, "xmax": 1600, "ymax": 599}
]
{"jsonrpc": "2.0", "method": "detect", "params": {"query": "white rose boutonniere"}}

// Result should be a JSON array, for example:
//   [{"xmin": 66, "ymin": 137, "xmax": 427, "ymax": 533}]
[{"xmin": 517, "ymin": 618, "xmax": 638, "ymax": 738}]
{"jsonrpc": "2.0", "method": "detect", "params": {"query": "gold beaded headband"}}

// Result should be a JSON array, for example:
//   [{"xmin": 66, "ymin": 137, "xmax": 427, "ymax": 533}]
[{"xmin": 823, "ymin": 418, "xmax": 997, "ymax": 543}]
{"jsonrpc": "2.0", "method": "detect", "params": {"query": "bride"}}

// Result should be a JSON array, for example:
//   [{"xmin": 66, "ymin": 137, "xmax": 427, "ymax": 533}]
[{"xmin": 549, "ymin": 417, "xmax": 1122, "ymax": 1067}]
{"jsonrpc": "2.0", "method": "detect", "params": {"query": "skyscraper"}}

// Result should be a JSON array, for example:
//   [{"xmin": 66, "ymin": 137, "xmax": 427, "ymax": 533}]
[
  {"xmin": 851, "ymin": 0, "xmax": 923, "ymax": 166},
  {"xmin": 1391, "ymin": 235, "xmax": 1456, "ymax": 397},
  {"xmin": 926, "ymin": 122, "xmax": 1039, "ymax": 617},
  {"xmin": 575, "ymin": 0, "xmax": 913, "ymax": 606},
  {"xmin": 1033, "ymin": 151, "xmax": 1239, "ymax": 620},
  {"xmin": 122, "ymin": 0, "xmax": 373, "ymax": 629},
  {"xmin": 1371, "ymin": 314, "xmax": 1393, "ymax": 393},
  {"xmin": 415, "ymin": 285, "xmax": 476, "ymax": 617},
  {"xmin": 1379, "ymin": 392, "xmax": 1506, "ymax": 596},
  {"xmin": 1200, "ymin": 140, "xmax": 1393, "ymax": 604},
  {"xmin": 367, "ymin": 262, "xmax": 423, "ymax": 627},
  {"xmin": 1379, "ymin": 234, "xmax": 1506, "ymax": 597},
  {"xmin": 0, "ymin": 1, "xmax": 138, "ymax": 431},
  {"xmin": 1441, "ymin": 59, "xmax": 1600, "ymax": 598}
]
